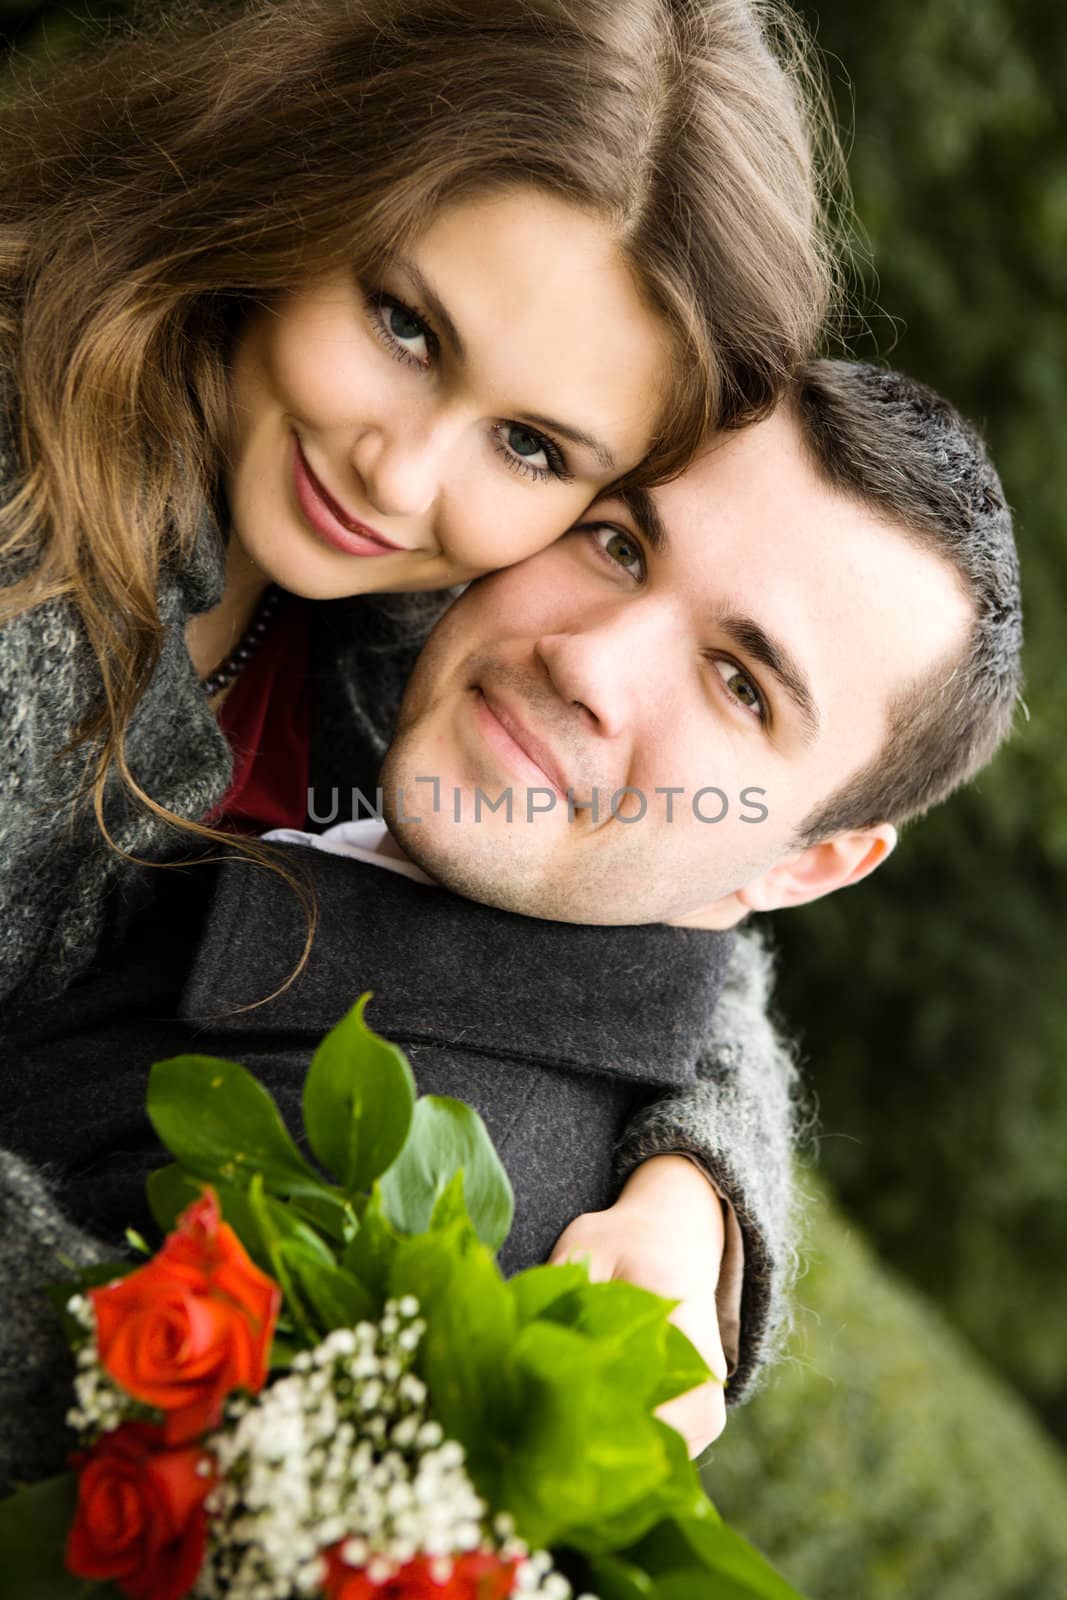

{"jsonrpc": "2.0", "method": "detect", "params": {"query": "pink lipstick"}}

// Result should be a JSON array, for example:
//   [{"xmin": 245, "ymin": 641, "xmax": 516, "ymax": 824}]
[{"xmin": 291, "ymin": 435, "xmax": 405, "ymax": 558}]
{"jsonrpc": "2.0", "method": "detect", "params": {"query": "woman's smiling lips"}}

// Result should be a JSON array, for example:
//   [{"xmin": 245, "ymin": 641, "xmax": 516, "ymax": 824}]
[
  {"xmin": 291, "ymin": 434, "xmax": 408, "ymax": 557},
  {"xmin": 471, "ymin": 687, "xmax": 572, "ymax": 797}
]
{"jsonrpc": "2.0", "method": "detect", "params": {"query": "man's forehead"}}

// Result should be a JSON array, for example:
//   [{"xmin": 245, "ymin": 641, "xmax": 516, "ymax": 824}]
[
  {"xmin": 634, "ymin": 410, "xmax": 816, "ymax": 547},
  {"xmin": 625, "ymin": 411, "xmax": 973, "ymax": 752}
]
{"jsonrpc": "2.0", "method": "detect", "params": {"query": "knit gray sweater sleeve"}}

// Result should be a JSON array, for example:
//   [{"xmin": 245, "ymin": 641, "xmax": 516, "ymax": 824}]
[
  {"xmin": 613, "ymin": 928, "xmax": 803, "ymax": 1398},
  {"xmin": 0, "ymin": 1153, "xmax": 113, "ymax": 1492}
]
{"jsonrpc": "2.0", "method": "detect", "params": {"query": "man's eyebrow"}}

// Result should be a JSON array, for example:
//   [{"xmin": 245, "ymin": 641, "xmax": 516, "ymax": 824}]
[
  {"xmin": 718, "ymin": 612, "xmax": 821, "ymax": 744},
  {"xmin": 389, "ymin": 257, "xmax": 618, "ymax": 472},
  {"xmin": 620, "ymin": 486, "xmax": 669, "ymax": 551},
  {"xmin": 617, "ymin": 487, "xmax": 817, "ymax": 736}
]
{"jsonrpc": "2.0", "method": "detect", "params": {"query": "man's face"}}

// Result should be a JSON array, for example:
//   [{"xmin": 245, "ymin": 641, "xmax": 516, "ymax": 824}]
[{"xmin": 381, "ymin": 408, "xmax": 972, "ymax": 926}]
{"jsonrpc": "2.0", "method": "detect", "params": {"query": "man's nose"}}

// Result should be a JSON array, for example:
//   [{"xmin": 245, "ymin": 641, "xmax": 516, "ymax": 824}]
[
  {"xmin": 348, "ymin": 406, "xmax": 462, "ymax": 521},
  {"xmin": 534, "ymin": 605, "xmax": 671, "ymax": 740}
]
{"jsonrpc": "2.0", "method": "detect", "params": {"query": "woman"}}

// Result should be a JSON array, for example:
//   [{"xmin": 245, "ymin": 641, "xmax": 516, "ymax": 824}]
[
  {"xmin": 0, "ymin": 0, "xmax": 838, "ymax": 1009},
  {"xmin": 0, "ymin": 0, "xmax": 830, "ymax": 1470}
]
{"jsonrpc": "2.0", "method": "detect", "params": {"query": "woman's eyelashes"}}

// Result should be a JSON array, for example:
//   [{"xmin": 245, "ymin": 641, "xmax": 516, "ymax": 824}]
[
  {"xmin": 363, "ymin": 288, "xmax": 572, "ymax": 485},
  {"xmin": 491, "ymin": 424, "xmax": 571, "ymax": 483},
  {"xmin": 366, "ymin": 289, "xmax": 437, "ymax": 368}
]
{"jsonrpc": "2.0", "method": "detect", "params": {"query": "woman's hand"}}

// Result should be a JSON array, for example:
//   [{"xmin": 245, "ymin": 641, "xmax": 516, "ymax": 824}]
[{"xmin": 547, "ymin": 1154, "xmax": 728, "ymax": 1456}]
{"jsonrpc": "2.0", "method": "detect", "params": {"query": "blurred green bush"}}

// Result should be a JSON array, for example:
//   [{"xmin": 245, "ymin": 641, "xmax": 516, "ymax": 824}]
[
  {"xmin": 705, "ymin": 1181, "xmax": 1067, "ymax": 1600},
  {"xmin": 781, "ymin": 0, "xmax": 1067, "ymax": 1437}
]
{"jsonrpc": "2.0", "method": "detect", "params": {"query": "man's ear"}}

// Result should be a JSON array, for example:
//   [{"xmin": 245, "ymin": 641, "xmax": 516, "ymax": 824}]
[{"xmin": 735, "ymin": 823, "xmax": 897, "ymax": 914}]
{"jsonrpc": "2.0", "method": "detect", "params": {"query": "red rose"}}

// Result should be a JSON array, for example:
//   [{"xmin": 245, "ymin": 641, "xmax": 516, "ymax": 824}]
[
  {"xmin": 90, "ymin": 1190, "xmax": 280, "ymax": 1443},
  {"xmin": 66, "ymin": 1421, "xmax": 213, "ymax": 1600},
  {"xmin": 323, "ymin": 1548, "xmax": 522, "ymax": 1600}
]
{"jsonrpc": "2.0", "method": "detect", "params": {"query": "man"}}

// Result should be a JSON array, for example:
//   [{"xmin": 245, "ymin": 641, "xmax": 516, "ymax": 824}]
[{"xmin": 0, "ymin": 361, "xmax": 1022, "ymax": 1482}]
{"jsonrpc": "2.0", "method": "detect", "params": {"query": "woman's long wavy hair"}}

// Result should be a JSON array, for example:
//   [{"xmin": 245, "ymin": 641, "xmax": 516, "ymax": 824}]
[{"xmin": 0, "ymin": 0, "xmax": 844, "ymax": 862}]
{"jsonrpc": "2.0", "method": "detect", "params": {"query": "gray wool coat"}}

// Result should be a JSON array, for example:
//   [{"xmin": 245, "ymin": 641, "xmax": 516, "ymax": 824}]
[{"xmin": 0, "ymin": 409, "xmax": 803, "ymax": 1489}]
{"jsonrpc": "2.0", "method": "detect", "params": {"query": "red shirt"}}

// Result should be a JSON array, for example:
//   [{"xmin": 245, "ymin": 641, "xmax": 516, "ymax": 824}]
[{"xmin": 208, "ymin": 592, "xmax": 312, "ymax": 835}]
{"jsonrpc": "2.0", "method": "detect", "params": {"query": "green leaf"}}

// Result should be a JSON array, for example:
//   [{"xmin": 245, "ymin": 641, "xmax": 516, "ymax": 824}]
[
  {"xmin": 389, "ymin": 1221, "xmax": 519, "ymax": 1489},
  {"xmin": 280, "ymin": 1247, "xmax": 375, "ymax": 1330},
  {"xmin": 284, "ymin": 1187, "xmax": 351, "ymax": 1243},
  {"xmin": 500, "ymin": 1320, "xmax": 670, "ymax": 1547},
  {"xmin": 584, "ymin": 1554, "xmax": 657, "ymax": 1600},
  {"xmin": 379, "ymin": 1095, "xmax": 513, "ymax": 1250},
  {"xmin": 246, "ymin": 1174, "xmax": 317, "ymax": 1341},
  {"xmin": 302, "ymin": 995, "xmax": 417, "ymax": 1193},
  {"xmin": 428, "ymin": 1168, "xmax": 469, "ymax": 1230},
  {"xmin": 509, "ymin": 1260, "xmax": 591, "ymax": 1325},
  {"xmin": 649, "ymin": 1322, "xmax": 716, "ymax": 1409},
  {"xmin": 268, "ymin": 1333, "xmax": 302, "ymax": 1369},
  {"xmin": 342, "ymin": 1185, "xmax": 401, "ymax": 1304},
  {"xmin": 146, "ymin": 1165, "xmax": 335, "ymax": 1279},
  {"xmin": 537, "ymin": 1280, "xmax": 699, "ymax": 1409},
  {"xmin": 145, "ymin": 1163, "xmax": 205, "ymax": 1232},
  {"xmin": 627, "ymin": 1514, "xmax": 806, "ymax": 1600},
  {"xmin": 570, "ymin": 1422, "xmax": 708, "ymax": 1551},
  {"xmin": 0, "ymin": 1473, "xmax": 119, "ymax": 1597},
  {"xmin": 148, "ymin": 1054, "xmax": 327, "ymax": 1201}
]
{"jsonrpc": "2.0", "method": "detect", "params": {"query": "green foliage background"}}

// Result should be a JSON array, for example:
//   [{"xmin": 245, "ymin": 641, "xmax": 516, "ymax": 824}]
[
  {"xmin": 779, "ymin": 0, "xmax": 1067, "ymax": 1439},
  {"xmin": 2, "ymin": 0, "xmax": 1065, "ymax": 1594}
]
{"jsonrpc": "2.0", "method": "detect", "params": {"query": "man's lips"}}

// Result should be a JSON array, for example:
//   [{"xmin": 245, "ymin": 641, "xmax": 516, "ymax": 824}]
[
  {"xmin": 472, "ymin": 688, "xmax": 574, "ymax": 798},
  {"xmin": 291, "ymin": 435, "xmax": 406, "ymax": 557}
]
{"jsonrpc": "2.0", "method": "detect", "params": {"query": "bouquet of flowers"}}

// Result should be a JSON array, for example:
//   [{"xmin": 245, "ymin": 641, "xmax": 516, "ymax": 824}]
[{"xmin": 0, "ymin": 997, "xmax": 803, "ymax": 1600}]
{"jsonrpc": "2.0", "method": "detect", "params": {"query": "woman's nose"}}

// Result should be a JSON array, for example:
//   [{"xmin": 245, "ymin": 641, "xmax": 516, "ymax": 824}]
[{"xmin": 348, "ymin": 409, "xmax": 462, "ymax": 522}]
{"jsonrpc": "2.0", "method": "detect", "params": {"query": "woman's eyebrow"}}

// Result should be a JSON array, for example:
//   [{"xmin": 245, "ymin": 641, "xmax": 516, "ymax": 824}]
[
  {"xmin": 519, "ymin": 414, "xmax": 616, "ymax": 471},
  {"xmin": 389, "ymin": 257, "xmax": 466, "ymax": 357},
  {"xmin": 389, "ymin": 256, "xmax": 617, "ymax": 471}
]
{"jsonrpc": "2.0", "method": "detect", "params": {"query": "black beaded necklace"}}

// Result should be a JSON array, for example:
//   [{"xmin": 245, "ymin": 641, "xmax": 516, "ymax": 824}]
[{"xmin": 199, "ymin": 583, "xmax": 281, "ymax": 699}]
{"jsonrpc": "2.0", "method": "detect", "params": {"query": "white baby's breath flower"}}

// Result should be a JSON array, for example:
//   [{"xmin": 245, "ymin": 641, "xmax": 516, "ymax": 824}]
[
  {"xmin": 340, "ymin": 1536, "xmax": 368, "ymax": 1566},
  {"xmin": 185, "ymin": 1300, "xmax": 592, "ymax": 1600}
]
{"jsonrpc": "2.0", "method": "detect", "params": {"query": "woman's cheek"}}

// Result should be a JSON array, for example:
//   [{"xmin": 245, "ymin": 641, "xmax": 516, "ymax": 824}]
[
  {"xmin": 461, "ymin": 489, "xmax": 550, "ymax": 576},
  {"xmin": 271, "ymin": 299, "xmax": 374, "ymax": 424}
]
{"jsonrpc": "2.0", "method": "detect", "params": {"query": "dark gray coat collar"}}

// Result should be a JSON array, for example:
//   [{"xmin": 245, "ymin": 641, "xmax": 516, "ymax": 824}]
[{"xmin": 180, "ymin": 845, "xmax": 733, "ymax": 1091}]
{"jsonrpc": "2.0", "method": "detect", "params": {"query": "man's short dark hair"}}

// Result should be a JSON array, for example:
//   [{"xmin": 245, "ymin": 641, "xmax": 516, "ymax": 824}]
[{"xmin": 791, "ymin": 359, "xmax": 1023, "ymax": 842}]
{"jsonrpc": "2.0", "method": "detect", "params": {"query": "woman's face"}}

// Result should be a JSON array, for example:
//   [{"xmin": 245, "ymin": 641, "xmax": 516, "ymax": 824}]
[{"xmin": 225, "ymin": 187, "xmax": 671, "ymax": 597}]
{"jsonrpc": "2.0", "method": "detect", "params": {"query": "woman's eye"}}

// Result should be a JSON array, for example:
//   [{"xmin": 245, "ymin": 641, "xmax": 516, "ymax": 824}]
[
  {"xmin": 592, "ymin": 525, "xmax": 645, "ymax": 579},
  {"xmin": 713, "ymin": 658, "xmax": 765, "ymax": 720},
  {"xmin": 368, "ymin": 292, "xmax": 436, "ymax": 368},
  {"xmin": 503, "ymin": 424, "xmax": 550, "ymax": 472},
  {"xmin": 493, "ymin": 423, "xmax": 570, "ymax": 483}
]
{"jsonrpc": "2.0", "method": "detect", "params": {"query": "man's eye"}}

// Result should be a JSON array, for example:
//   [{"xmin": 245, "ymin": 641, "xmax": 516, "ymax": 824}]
[
  {"xmin": 591, "ymin": 525, "xmax": 645, "ymax": 579},
  {"xmin": 713, "ymin": 659, "xmax": 765, "ymax": 720}
]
